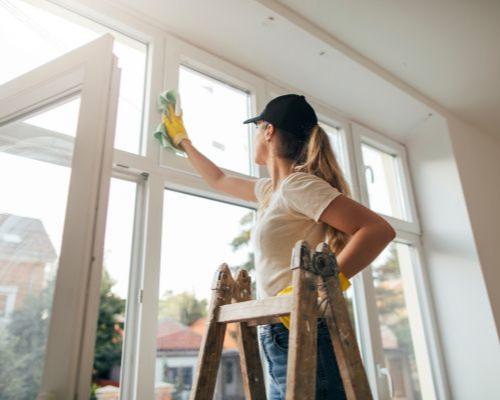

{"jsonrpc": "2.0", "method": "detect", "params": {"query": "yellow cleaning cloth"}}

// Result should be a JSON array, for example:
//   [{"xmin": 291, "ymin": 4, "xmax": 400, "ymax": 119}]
[{"xmin": 276, "ymin": 271, "xmax": 351, "ymax": 329}]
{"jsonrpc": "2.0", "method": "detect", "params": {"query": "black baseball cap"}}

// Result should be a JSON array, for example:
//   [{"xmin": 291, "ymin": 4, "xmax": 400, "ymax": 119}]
[{"xmin": 243, "ymin": 94, "xmax": 318, "ymax": 137}]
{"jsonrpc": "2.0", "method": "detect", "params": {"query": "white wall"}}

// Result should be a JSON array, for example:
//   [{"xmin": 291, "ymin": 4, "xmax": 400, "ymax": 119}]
[
  {"xmin": 447, "ymin": 117, "xmax": 500, "ymax": 336},
  {"xmin": 405, "ymin": 114, "xmax": 500, "ymax": 399}
]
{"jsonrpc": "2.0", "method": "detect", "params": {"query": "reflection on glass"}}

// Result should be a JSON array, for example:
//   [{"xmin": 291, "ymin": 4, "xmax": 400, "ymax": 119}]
[
  {"xmin": 0, "ymin": 0, "xmax": 147, "ymax": 154},
  {"xmin": 89, "ymin": 178, "xmax": 136, "ymax": 399},
  {"xmin": 156, "ymin": 190, "xmax": 254, "ymax": 399},
  {"xmin": 371, "ymin": 242, "xmax": 435, "ymax": 400},
  {"xmin": 178, "ymin": 65, "xmax": 252, "ymax": 175},
  {"xmin": 0, "ymin": 97, "xmax": 80, "ymax": 399},
  {"xmin": 361, "ymin": 143, "xmax": 406, "ymax": 220}
]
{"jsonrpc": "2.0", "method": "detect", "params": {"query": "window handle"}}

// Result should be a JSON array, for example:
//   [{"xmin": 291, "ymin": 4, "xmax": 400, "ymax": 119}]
[
  {"xmin": 364, "ymin": 165, "xmax": 375, "ymax": 183},
  {"xmin": 377, "ymin": 363, "xmax": 394, "ymax": 398}
]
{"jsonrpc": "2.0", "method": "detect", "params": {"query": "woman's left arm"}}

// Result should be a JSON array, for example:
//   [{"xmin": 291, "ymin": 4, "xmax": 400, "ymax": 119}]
[{"xmin": 318, "ymin": 195, "xmax": 396, "ymax": 279}]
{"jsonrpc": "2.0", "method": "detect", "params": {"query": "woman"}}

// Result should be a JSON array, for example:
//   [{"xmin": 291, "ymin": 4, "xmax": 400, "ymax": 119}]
[{"xmin": 163, "ymin": 93, "xmax": 396, "ymax": 399}]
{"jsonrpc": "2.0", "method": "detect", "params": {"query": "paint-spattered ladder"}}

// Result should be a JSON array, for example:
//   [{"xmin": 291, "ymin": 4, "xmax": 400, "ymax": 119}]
[{"xmin": 190, "ymin": 240, "xmax": 373, "ymax": 400}]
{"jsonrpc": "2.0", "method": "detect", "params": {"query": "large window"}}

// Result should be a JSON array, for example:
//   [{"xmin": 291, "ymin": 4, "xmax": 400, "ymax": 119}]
[
  {"xmin": 0, "ymin": 96, "xmax": 81, "ymax": 398},
  {"xmin": 320, "ymin": 121, "xmax": 353, "ymax": 188},
  {"xmin": 177, "ymin": 65, "xmax": 253, "ymax": 175},
  {"xmin": 0, "ymin": 0, "xmax": 147, "ymax": 154},
  {"xmin": 90, "ymin": 178, "xmax": 137, "ymax": 398},
  {"xmin": 2, "ymin": 1, "xmax": 444, "ymax": 397},
  {"xmin": 370, "ymin": 241, "xmax": 433, "ymax": 400},
  {"xmin": 361, "ymin": 142, "xmax": 409, "ymax": 221},
  {"xmin": 155, "ymin": 190, "xmax": 253, "ymax": 399},
  {"xmin": 352, "ymin": 121, "xmax": 437, "ymax": 399}
]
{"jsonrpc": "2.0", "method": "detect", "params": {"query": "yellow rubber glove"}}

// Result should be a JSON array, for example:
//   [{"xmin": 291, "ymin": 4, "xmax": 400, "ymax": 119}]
[
  {"xmin": 162, "ymin": 102, "xmax": 189, "ymax": 147},
  {"xmin": 276, "ymin": 271, "xmax": 351, "ymax": 330}
]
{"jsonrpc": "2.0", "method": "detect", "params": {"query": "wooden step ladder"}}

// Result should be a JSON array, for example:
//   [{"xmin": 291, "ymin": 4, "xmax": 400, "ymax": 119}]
[{"xmin": 190, "ymin": 240, "xmax": 373, "ymax": 400}]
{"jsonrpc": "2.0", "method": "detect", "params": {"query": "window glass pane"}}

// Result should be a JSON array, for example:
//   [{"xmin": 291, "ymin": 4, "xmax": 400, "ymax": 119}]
[
  {"xmin": 0, "ymin": 95, "xmax": 81, "ymax": 398},
  {"xmin": 90, "ymin": 178, "xmax": 137, "ymax": 398},
  {"xmin": 0, "ymin": 0, "xmax": 147, "ymax": 154},
  {"xmin": 319, "ymin": 122, "xmax": 351, "ymax": 187},
  {"xmin": 371, "ymin": 242, "xmax": 435, "ymax": 400},
  {"xmin": 155, "ymin": 191, "xmax": 254, "ymax": 398},
  {"xmin": 361, "ymin": 143, "xmax": 407, "ymax": 220},
  {"xmin": 178, "ymin": 65, "xmax": 252, "ymax": 176}
]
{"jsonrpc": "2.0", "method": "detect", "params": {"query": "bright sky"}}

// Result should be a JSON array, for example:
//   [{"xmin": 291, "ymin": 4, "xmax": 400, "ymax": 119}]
[
  {"xmin": 0, "ymin": 0, "xmax": 146, "ymax": 153},
  {"xmin": 0, "ymin": 0, "xmax": 396, "ymax": 306}
]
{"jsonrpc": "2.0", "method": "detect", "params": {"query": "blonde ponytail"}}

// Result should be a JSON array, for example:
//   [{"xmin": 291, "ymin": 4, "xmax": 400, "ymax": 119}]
[
  {"xmin": 291, "ymin": 124, "xmax": 352, "ymax": 254},
  {"xmin": 259, "ymin": 123, "xmax": 352, "ymax": 254}
]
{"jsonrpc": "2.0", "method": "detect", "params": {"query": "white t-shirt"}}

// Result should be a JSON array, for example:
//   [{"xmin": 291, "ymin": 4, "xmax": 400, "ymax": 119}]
[{"xmin": 250, "ymin": 171, "xmax": 343, "ymax": 299}]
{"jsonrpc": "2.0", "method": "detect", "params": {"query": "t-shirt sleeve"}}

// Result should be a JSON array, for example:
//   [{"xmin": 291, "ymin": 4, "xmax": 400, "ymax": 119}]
[
  {"xmin": 254, "ymin": 177, "xmax": 272, "ymax": 203},
  {"xmin": 281, "ymin": 172, "xmax": 342, "ymax": 222}
]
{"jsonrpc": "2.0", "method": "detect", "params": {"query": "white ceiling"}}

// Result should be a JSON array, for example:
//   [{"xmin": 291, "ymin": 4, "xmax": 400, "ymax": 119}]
[
  {"xmin": 274, "ymin": 0, "xmax": 500, "ymax": 139},
  {"xmin": 110, "ymin": 0, "xmax": 499, "ymax": 141}
]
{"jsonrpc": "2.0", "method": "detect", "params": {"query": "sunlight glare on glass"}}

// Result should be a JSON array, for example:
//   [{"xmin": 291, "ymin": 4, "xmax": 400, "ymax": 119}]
[
  {"xmin": 24, "ymin": 97, "xmax": 81, "ymax": 137},
  {"xmin": 178, "ymin": 65, "xmax": 251, "ymax": 175},
  {"xmin": 0, "ymin": 0, "xmax": 147, "ymax": 154},
  {"xmin": 362, "ymin": 143, "xmax": 405, "ymax": 220}
]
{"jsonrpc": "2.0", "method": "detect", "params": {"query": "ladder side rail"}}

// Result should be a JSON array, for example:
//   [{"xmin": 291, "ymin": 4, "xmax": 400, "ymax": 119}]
[
  {"xmin": 314, "ymin": 243, "xmax": 373, "ymax": 400},
  {"xmin": 189, "ymin": 264, "xmax": 234, "ymax": 400},
  {"xmin": 286, "ymin": 241, "xmax": 319, "ymax": 399},
  {"xmin": 233, "ymin": 269, "xmax": 266, "ymax": 400}
]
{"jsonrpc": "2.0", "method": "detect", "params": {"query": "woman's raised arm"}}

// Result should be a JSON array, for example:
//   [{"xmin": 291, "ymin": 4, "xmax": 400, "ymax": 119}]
[{"xmin": 181, "ymin": 139, "xmax": 258, "ymax": 203}]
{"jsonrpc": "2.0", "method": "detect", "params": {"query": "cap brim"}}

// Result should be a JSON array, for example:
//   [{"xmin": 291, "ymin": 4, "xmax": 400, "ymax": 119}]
[{"xmin": 243, "ymin": 115, "xmax": 261, "ymax": 124}]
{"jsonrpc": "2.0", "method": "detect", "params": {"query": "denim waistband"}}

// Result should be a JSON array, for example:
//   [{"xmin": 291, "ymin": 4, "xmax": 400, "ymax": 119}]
[{"xmin": 259, "ymin": 317, "xmax": 329, "ymax": 336}]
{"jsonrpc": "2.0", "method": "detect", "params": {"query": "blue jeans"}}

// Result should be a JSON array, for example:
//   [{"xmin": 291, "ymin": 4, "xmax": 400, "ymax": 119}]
[{"xmin": 259, "ymin": 318, "xmax": 347, "ymax": 400}]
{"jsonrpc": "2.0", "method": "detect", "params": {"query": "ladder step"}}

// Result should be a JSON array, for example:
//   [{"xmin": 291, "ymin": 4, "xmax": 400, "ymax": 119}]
[
  {"xmin": 217, "ymin": 294, "xmax": 293, "ymax": 323},
  {"xmin": 217, "ymin": 294, "xmax": 331, "ymax": 324}
]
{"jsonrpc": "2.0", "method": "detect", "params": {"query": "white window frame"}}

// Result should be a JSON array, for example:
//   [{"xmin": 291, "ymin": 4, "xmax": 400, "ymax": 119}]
[
  {"xmin": 17, "ymin": 0, "xmax": 150, "ymax": 156},
  {"xmin": 30, "ymin": 3, "xmax": 169, "ymax": 397},
  {"xmin": 350, "ymin": 122, "xmax": 448, "ymax": 399},
  {"xmin": 14, "ymin": 2, "xmax": 450, "ymax": 399},
  {"xmin": 351, "ymin": 122, "xmax": 421, "ymax": 234},
  {"xmin": 106, "ymin": 169, "xmax": 147, "ymax": 400},
  {"xmin": 0, "ymin": 34, "xmax": 120, "ymax": 399},
  {"xmin": 159, "ymin": 34, "xmax": 268, "ymax": 183},
  {"xmin": 268, "ymin": 84, "xmax": 447, "ymax": 399}
]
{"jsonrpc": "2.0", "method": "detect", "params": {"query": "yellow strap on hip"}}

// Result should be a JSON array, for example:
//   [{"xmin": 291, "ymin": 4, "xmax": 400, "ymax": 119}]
[{"xmin": 276, "ymin": 271, "xmax": 351, "ymax": 330}]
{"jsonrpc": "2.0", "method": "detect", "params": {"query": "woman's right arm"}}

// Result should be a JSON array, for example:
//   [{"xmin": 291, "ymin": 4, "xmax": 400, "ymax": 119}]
[{"xmin": 180, "ymin": 139, "xmax": 258, "ymax": 203}]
